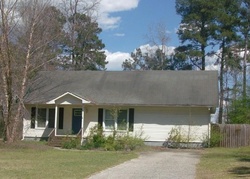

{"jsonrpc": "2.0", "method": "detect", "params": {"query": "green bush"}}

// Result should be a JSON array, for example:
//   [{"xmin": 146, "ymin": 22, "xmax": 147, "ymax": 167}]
[
  {"xmin": 82, "ymin": 125, "xmax": 105, "ymax": 149},
  {"xmin": 210, "ymin": 130, "xmax": 222, "ymax": 147},
  {"xmin": 228, "ymin": 97, "xmax": 250, "ymax": 124},
  {"xmin": 62, "ymin": 137, "xmax": 81, "ymax": 149},
  {"xmin": 82, "ymin": 125, "xmax": 145, "ymax": 151},
  {"xmin": 167, "ymin": 126, "xmax": 188, "ymax": 148}
]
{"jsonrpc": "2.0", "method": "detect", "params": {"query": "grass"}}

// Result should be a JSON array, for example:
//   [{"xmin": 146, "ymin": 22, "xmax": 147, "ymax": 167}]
[
  {"xmin": 0, "ymin": 141, "xmax": 138, "ymax": 179},
  {"xmin": 196, "ymin": 147, "xmax": 250, "ymax": 179}
]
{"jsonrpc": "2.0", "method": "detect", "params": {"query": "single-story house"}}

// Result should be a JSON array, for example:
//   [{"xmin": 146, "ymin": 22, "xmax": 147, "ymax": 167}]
[{"xmin": 23, "ymin": 70, "xmax": 218, "ymax": 146}]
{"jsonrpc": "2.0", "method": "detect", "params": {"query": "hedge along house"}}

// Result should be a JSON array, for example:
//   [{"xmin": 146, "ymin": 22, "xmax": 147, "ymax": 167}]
[{"xmin": 23, "ymin": 71, "xmax": 218, "ymax": 146}]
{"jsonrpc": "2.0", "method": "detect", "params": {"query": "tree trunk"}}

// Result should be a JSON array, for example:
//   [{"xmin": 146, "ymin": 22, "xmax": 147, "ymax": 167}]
[
  {"xmin": 201, "ymin": 44, "xmax": 206, "ymax": 70},
  {"xmin": 218, "ymin": 41, "xmax": 225, "ymax": 124},
  {"xmin": 243, "ymin": 37, "xmax": 248, "ymax": 99}
]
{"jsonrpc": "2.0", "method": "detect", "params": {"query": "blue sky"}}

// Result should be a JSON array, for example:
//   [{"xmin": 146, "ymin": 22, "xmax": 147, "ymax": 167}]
[
  {"xmin": 100, "ymin": 0, "xmax": 180, "ymax": 52},
  {"xmin": 97, "ymin": 0, "xmax": 182, "ymax": 70}
]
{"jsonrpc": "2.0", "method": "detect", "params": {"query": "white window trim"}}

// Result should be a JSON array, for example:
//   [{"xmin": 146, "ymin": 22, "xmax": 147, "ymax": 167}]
[
  {"xmin": 103, "ymin": 109, "xmax": 129, "ymax": 131},
  {"xmin": 34, "ymin": 108, "xmax": 53, "ymax": 129}
]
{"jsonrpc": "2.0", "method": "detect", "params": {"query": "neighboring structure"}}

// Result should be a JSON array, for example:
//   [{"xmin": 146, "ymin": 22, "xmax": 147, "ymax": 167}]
[{"xmin": 23, "ymin": 71, "xmax": 218, "ymax": 146}]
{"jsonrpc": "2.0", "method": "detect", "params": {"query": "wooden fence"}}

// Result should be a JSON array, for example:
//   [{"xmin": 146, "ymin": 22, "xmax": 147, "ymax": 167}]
[{"xmin": 211, "ymin": 124, "xmax": 250, "ymax": 148}]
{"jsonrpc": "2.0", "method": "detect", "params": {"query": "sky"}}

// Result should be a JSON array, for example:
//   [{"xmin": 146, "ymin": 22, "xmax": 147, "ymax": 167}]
[{"xmin": 96, "ymin": 0, "xmax": 181, "ymax": 70}]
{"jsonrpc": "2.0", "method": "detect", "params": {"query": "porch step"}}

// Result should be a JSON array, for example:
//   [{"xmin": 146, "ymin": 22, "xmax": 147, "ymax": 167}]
[{"xmin": 48, "ymin": 136, "xmax": 70, "ymax": 147}]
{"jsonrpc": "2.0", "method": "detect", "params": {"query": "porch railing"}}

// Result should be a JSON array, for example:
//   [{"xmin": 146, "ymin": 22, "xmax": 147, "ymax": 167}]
[
  {"xmin": 76, "ymin": 128, "xmax": 82, "ymax": 138},
  {"xmin": 48, "ymin": 128, "xmax": 55, "ymax": 142}
]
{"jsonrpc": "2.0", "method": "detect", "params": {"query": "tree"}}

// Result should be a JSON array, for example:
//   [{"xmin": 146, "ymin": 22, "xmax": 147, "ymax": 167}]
[
  {"xmin": 0, "ymin": 0, "xmax": 65, "ymax": 143},
  {"xmin": 228, "ymin": 96, "xmax": 250, "ymax": 124},
  {"xmin": 212, "ymin": 0, "xmax": 240, "ymax": 123},
  {"xmin": 237, "ymin": 0, "xmax": 250, "ymax": 99},
  {"xmin": 122, "ymin": 47, "xmax": 192, "ymax": 71},
  {"xmin": 59, "ymin": 0, "xmax": 107, "ymax": 70},
  {"xmin": 68, "ymin": 13, "xmax": 107, "ymax": 70},
  {"xmin": 176, "ymin": 0, "xmax": 241, "ymax": 123},
  {"xmin": 122, "ymin": 22, "xmax": 191, "ymax": 71},
  {"xmin": 145, "ymin": 22, "xmax": 170, "ymax": 69},
  {"xmin": 175, "ymin": 0, "xmax": 215, "ymax": 70}
]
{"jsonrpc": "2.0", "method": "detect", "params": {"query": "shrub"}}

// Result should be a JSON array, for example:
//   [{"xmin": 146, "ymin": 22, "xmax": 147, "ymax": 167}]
[
  {"xmin": 82, "ymin": 125, "xmax": 145, "ymax": 151},
  {"xmin": 62, "ymin": 137, "xmax": 81, "ymax": 149},
  {"xmin": 82, "ymin": 125, "xmax": 105, "ymax": 149},
  {"xmin": 166, "ymin": 126, "xmax": 197, "ymax": 148},
  {"xmin": 210, "ymin": 127, "xmax": 222, "ymax": 147},
  {"xmin": 228, "ymin": 97, "xmax": 250, "ymax": 124},
  {"xmin": 115, "ymin": 134, "xmax": 144, "ymax": 151},
  {"xmin": 166, "ymin": 126, "xmax": 186, "ymax": 148},
  {"xmin": 200, "ymin": 126, "xmax": 222, "ymax": 148}
]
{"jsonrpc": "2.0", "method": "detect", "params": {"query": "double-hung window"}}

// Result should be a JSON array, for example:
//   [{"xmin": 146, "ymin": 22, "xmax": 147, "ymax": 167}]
[
  {"xmin": 104, "ymin": 109, "xmax": 128, "ymax": 131},
  {"xmin": 37, "ymin": 108, "xmax": 46, "ymax": 128},
  {"xmin": 104, "ymin": 110, "xmax": 115, "ymax": 130},
  {"xmin": 31, "ymin": 107, "xmax": 55, "ymax": 129}
]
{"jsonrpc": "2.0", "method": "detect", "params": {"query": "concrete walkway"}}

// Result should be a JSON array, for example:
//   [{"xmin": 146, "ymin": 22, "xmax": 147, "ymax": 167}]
[{"xmin": 88, "ymin": 150, "xmax": 200, "ymax": 179}]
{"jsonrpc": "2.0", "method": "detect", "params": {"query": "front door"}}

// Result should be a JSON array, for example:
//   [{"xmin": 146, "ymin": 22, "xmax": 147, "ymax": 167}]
[{"xmin": 72, "ymin": 108, "xmax": 82, "ymax": 134}]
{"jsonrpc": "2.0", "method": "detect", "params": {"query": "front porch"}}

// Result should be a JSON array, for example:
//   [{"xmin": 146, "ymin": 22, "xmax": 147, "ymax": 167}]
[
  {"xmin": 23, "ymin": 92, "xmax": 91, "ymax": 146},
  {"xmin": 47, "ymin": 128, "xmax": 82, "ymax": 147},
  {"xmin": 46, "ymin": 105, "xmax": 84, "ymax": 146}
]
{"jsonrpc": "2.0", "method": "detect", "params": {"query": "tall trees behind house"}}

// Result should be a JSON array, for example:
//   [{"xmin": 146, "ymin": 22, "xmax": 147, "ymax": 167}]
[
  {"xmin": 122, "ymin": 22, "xmax": 192, "ymax": 71},
  {"xmin": 122, "ymin": 48, "xmax": 192, "ymax": 70},
  {"xmin": 238, "ymin": 0, "xmax": 250, "ymax": 99},
  {"xmin": 212, "ymin": 0, "xmax": 240, "ymax": 123},
  {"xmin": 175, "ymin": 0, "xmax": 250, "ymax": 124},
  {"xmin": 175, "ymin": 0, "xmax": 215, "ymax": 70},
  {"xmin": 59, "ymin": 0, "xmax": 107, "ymax": 70}
]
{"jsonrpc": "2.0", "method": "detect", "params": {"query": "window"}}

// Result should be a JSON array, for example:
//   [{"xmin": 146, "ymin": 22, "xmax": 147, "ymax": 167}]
[
  {"xmin": 117, "ymin": 110, "xmax": 128, "ymax": 130},
  {"xmin": 104, "ymin": 110, "xmax": 115, "ymax": 129},
  {"xmin": 37, "ymin": 108, "xmax": 46, "ymax": 127},
  {"xmin": 30, "ymin": 107, "xmax": 59, "ymax": 129},
  {"xmin": 104, "ymin": 109, "xmax": 128, "ymax": 131}
]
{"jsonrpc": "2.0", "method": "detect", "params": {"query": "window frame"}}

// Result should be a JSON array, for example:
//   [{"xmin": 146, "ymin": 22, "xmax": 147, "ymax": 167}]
[
  {"xmin": 36, "ymin": 108, "xmax": 47, "ymax": 128},
  {"xmin": 103, "ymin": 109, "xmax": 129, "ymax": 131},
  {"xmin": 31, "ymin": 107, "xmax": 56, "ymax": 129}
]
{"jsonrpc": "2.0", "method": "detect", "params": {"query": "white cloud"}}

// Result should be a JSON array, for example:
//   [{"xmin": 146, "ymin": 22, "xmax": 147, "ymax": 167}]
[
  {"xmin": 114, "ymin": 33, "xmax": 125, "ymax": 37},
  {"xmin": 105, "ymin": 44, "xmax": 222, "ymax": 71},
  {"xmin": 100, "ymin": 0, "xmax": 139, "ymax": 12},
  {"xmin": 98, "ymin": 0, "xmax": 139, "ymax": 30},
  {"xmin": 205, "ymin": 55, "xmax": 219, "ymax": 71},
  {"xmin": 105, "ymin": 44, "xmax": 176, "ymax": 71},
  {"xmin": 139, "ymin": 44, "xmax": 175, "ymax": 56},
  {"xmin": 105, "ymin": 50, "xmax": 130, "ymax": 71}
]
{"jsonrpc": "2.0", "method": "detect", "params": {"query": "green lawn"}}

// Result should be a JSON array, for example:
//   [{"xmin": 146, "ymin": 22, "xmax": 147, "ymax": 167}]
[
  {"xmin": 196, "ymin": 147, "xmax": 250, "ymax": 179},
  {"xmin": 0, "ymin": 141, "xmax": 138, "ymax": 179}
]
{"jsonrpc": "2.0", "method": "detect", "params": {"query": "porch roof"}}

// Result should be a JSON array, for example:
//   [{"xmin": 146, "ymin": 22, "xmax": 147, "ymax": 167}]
[{"xmin": 25, "ymin": 70, "xmax": 218, "ymax": 107}]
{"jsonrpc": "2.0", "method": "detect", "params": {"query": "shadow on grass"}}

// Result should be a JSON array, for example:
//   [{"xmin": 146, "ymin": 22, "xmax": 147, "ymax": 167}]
[
  {"xmin": 229, "ymin": 166, "xmax": 250, "ymax": 177},
  {"xmin": 238, "ymin": 158, "xmax": 250, "ymax": 162}
]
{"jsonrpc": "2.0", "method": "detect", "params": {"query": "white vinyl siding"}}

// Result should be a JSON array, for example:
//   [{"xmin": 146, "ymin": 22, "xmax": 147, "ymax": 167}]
[
  {"xmin": 24, "ymin": 105, "xmax": 210, "ymax": 143},
  {"xmin": 133, "ymin": 107, "xmax": 210, "ymax": 142}
]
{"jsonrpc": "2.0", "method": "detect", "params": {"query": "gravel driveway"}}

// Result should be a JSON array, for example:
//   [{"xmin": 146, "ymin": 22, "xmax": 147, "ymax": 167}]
[{"xmin": 87, "ymin": 150, "xmax": 200, "ymax": 179}]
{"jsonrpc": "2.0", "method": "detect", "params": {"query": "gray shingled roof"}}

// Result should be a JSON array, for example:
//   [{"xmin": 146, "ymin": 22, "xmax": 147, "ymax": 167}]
[{"xmin": 25, "ymin": 70, "xmax": 218, "ymax": 107}]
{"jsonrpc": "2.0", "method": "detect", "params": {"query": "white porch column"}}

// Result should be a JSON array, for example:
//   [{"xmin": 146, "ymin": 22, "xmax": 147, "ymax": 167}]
[
  {"xmin": 81, "ymin": 104, "xmax": 85, "ymax": 144},
  {"xmin": 55, "ymin": 104, "xmax": 58, "ymax": 136}
]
